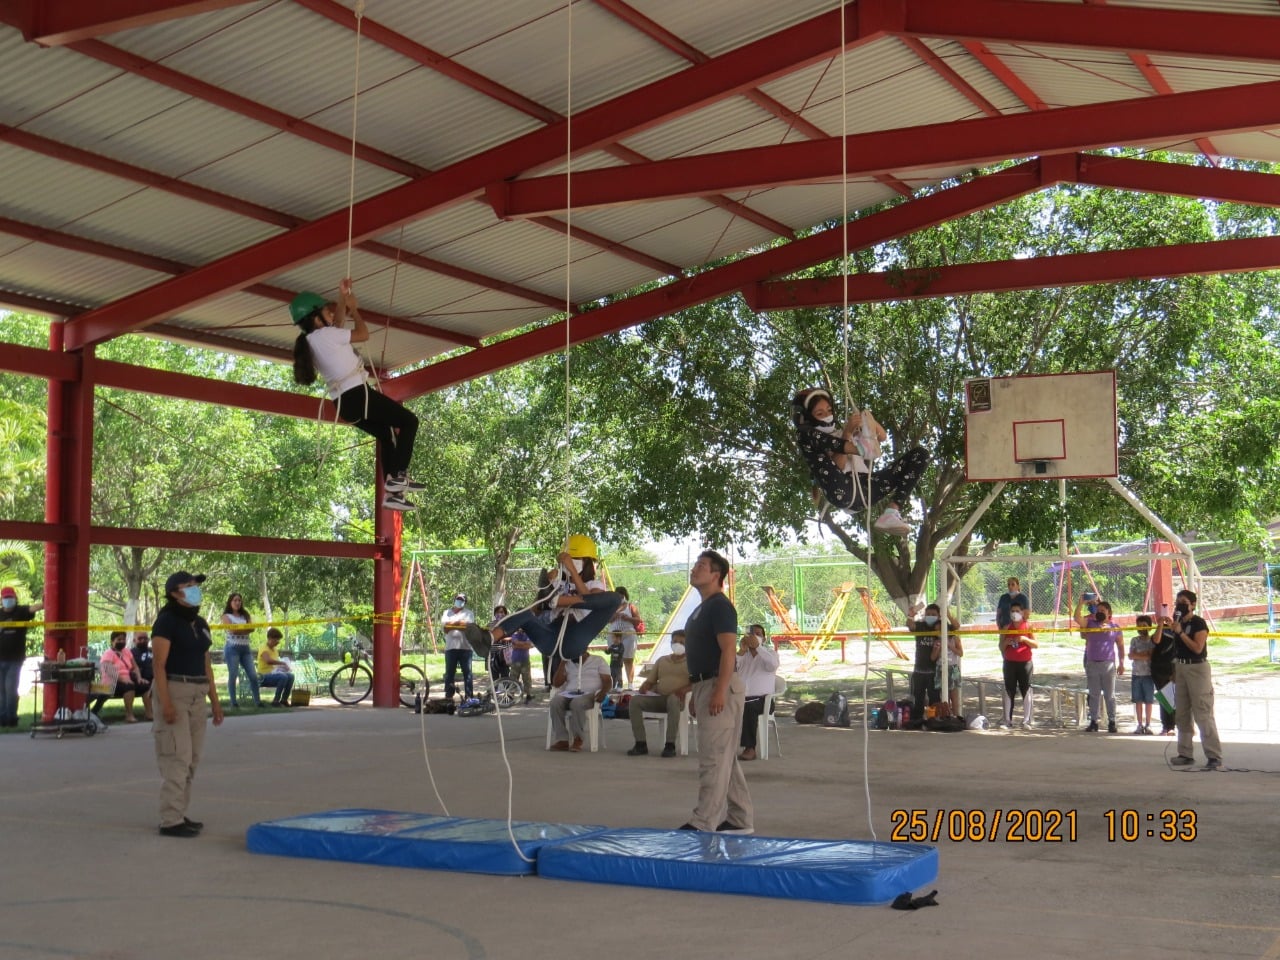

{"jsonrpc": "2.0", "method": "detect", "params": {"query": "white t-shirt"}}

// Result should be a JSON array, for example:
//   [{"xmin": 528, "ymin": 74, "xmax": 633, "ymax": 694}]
[
  {"xmin": 557, "ymin": 654, "xmax": 610, "ymax": 695},
  {"xmin": 307, "ymin": 326, "xmax": 367, "ymax": 399},
  {"xmin": 736, "ymin": 644, "xmax": 780, "ymax": 697},
  {"xmin": 550, "ymin": 575, "xmax": 607, "ymax": 623},
  {"xmin": 441, "ymin": 607, "xmax": 475, "ymax": 651}
]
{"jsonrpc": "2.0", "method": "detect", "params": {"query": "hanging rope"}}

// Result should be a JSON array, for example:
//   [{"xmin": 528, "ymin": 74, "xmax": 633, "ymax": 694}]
[{"xmin": 344, "ymin": 0, "xmax": 367, "ymax": 281}]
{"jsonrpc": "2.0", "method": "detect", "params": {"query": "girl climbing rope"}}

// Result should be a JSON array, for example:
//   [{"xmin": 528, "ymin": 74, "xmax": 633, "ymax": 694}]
[
  {"xmin": 291, "ymin": 279, "xmax": 423, "ymax": 511},
  {"xmin": 491, "ymin": 535, "xmax": 620, "ymax": 661},
  {"xmin": 791, "ymin": 387, "xmax": 927, "ymax": 536}
]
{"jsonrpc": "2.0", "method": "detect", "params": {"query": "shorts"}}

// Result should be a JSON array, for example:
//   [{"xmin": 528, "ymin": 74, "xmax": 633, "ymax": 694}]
[
  {"xmin": 621, "ymin": 633, "xmax": 637, "ymax": 658},
  {"xmin": 1130, "ymin": 675, "xmax": 1155, "ymax": 703}
]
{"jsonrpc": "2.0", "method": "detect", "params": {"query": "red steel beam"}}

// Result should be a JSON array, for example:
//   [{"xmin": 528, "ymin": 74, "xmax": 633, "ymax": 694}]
[
  {"xmin": 487, "ymin": 77, "xmax": 1280, "ymax": 215},
  {"xmin": 90, "ymin": 525, "xmax": 385, "ymax": 560},
  {"xmin": 901, "ymin": 0, "xmax": 1280, "ymax": 63},
  {"xmin": 1074, "ymin": 155, "xmax": 1280, "ymax": 207},
  {"xmin": 0, "ymin": 341, "xmax": 79, "ymax": 380},
  {"xmin": 385, "ymin": 160, "xmax": 1052, "ymax": 399},
  {"xmin": 7, "ymin": 0, "xmax": 255, "ymax": 46},
  {"xmin": 899, "ymin": 36, "xmax": 1001, "ymax": 118},
  {"xmin": 0, "ymin": 520, "xmax": 76, "ymax": 544},
  {"xmin": 745, "ymin": 235, "xmax": 1280, "ymax": 310},
  {"xmin": 62, "ymin": 4, "xmax": 877, "ymax": 349}
]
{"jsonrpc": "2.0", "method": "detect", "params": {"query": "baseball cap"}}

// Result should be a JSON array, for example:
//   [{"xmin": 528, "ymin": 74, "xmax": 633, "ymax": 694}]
[
  {"xmin": 164, "ymin": 571, "xmax": 207, "ymax": 594},
  {"xmin": 1, "ymin": 586, "xmax": 16, "ymax": 599}
]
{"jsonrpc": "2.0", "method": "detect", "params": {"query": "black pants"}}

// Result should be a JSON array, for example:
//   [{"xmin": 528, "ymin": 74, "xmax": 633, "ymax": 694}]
[
  {"xmin": 1003, "ymin": 660, "xmax": 1032, "ymax": 700},
  {"xmin": 910, "ymin": 670, "xmax": 938, "ymax": 714},
  {"xmin": 820, "ymin": 446, "xmax": 928, "ymax": 512},
  {"xmin": 741, "ymin": 695, "xmax": 774, "ymax": 749},
  {"xmin": 443, "ymin": 649, "xmax": 473, "ymax": 699},
  {"xmin": 336, "ymin": 385, "xmax": 418, "ymax": 477}
]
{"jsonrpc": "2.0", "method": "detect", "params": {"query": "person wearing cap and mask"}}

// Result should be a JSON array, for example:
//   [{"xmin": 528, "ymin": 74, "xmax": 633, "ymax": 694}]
[
  {"xmin": 290, "ymin": 280, "xmax": 424, "ymax": 512},
  {"xmin": 737, "ymin": 624, "xmax": 779, "ymax": 761},
  {"xmin": 490, "ymin": 536, "xmax": 620, "ymax": 662},
  {"xmin": 790, "ymin": 387, "xmax": 927, "ymax": 537},
  {"xmin": 151, "ymin": 572, "xmax": 223, "ymax": 837},
  {"xmin": 0, "ymin": 585, "xmax": 42, "ymax": 728},
  {"xmin": 441, "ymin": 593, "xmax": 476, "ymax": 702},
  {"xmin": 907, "ymin": 603, "xmax": 959, "ymax": 720},
  {"xmin": 132, "ymin": 632, "xmax": 155, "ymax": 721},
  {"xmin": 626, "ymin": 629, "xmax": 692, "ymax": 757}
]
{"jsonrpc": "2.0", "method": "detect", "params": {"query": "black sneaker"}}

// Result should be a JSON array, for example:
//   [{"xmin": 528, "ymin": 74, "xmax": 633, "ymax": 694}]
[
  {"xmin": 1107, "ymin": 721, "xmax": 1117, "ymax": 734},
  {"xmin": 626, "ymin": 743, "xmax": 648, "ymax": 756},
  {"xmin": 661, "ymin": 743, "xmax": 677, "ymax": 758},
  {"xmin": 1086, "ymin": 721, "xmax": 1099, "ymax": 732},
  {"xmin": 1204, "ymin": 758, "xmax": 1222, "ymax": 771},
  {"xmin": 385, "ymin": 471, "xmax": 427, "ymax": 493},
  {"xmin": 381, "ymin": 491, "xmax": 417, "ymax": 512},
  {"xmin": 158, "ymin": 822, "xmax": 200, "ymax": 838},
  {"xmin": 1169, "ymin": 755, "xmax": 1195, "ymax": 766},
  {"xmin": 716, "ymin": 820, "xmax": 754, "ymax": 835}
]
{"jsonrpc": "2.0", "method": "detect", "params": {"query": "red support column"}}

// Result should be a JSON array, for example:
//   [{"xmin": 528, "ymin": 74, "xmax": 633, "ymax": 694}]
[
  {"xmin": 42, "ymin": 326, "xmax": 95, "ymax": 719},
  {"xmin": 371, "ymin": 468, "xmax": 403, "ymax": 708}
]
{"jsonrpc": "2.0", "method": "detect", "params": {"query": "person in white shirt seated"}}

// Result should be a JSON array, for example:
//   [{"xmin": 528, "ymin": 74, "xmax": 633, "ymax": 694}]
[
  {"xmin": 737, "ymin": 624, "xmax": 779, "ymax": 761},
  {"xmin": 626, "ymin": 630, "xmax": 692, "ymax": 758},
  {"xmin": 549, "ymin": 650, "xmax": 612, "ymax": 753}
]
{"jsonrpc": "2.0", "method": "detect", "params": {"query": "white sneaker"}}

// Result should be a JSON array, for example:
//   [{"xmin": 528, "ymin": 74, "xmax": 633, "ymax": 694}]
[
  {"xmin": 873, "ymin": 506, "xmax": 910, "ymax": 536},
  {"xmin": 385, "ymin": 471, "xmax": 427, "ymax": 493},
  {"xmin": 381, "ymin": 491, "xmax": 418, "ymax": 511}
]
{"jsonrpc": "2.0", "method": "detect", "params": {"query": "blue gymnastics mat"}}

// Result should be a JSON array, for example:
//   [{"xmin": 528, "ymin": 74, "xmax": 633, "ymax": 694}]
[
  {"xmin": 536, "ymin": 828, "xmax": 938, "ymax": 905},
  {"xmin": 246, "ymin": 808, "xmax": 607, "ymax": 876}
]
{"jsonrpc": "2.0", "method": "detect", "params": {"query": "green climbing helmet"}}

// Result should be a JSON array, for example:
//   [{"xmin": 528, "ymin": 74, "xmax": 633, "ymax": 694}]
[{"xmin": 289, "ymin": 291, "xmax": 327, "ymax": 327}]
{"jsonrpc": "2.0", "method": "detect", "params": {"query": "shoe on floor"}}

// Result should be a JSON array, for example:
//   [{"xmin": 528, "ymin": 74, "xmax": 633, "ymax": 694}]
[
  {"xmin": 549, "ymin": 740, "xmax": 570, "ymax": 752},
  {"xmin": 872, "ymin": 506, "xmax": 911, "ymax": 536},
  {"xmin": 158, "ymin": 822, "xmax": 200, "ymax": 838},
  {"xmin": 385, "ymin": 471, "xmax": 427, "ymax": 493},
  {"xmin": 1141, "ymin": 726, "xmax": 1154, "ymax": 735},
  {"xmin": 1107, "ymin": 721, "xmax": 1117, "ymax": 733},
  {"xmin": 627, "ymin": 743, "xmax": 648, "ymax": 756},
  {"xmin": 1169, "ymin": 755, "xmax": 1195, "ymax": 766},
  {"xmin": 182, "ymin": 817, "xmax": 204, "ymax": 832},
  {"xmin": 381, "ymin": 491, "xmax": 417, "ymax": 512},
  {"xmin": 739, "ymin": 747, "xmax": 757, "ymax": 761},
  {"xmin": 716, "ymin": 820, "xmax": 754, "ymax": 835},
  {"xmin": 1204, "ymin": 758, "xmax": 1223, "ymax": 771},
  {"xmin": 661, "ymin": 743, "xmax": 677, "ymax": 758},
  {"xmin": 1085, "ymin": 721, "xmax": 1099, "ymax": 732},
  {"xmin": 570, "ymin": 736, "xmax": 584, "ymax": 752}
]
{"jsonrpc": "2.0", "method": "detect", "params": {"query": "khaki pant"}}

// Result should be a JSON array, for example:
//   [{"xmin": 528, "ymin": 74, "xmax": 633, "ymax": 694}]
[
  {"xmin": 154, "ymin": 680, "xmax": 208, "ymax": 828},
  {"xmin": 690, "ymin": 676, "xmax": 752, "ymax": 831},
  {"xmin": 1174, "ymin": 661, "xmax": 1222, "ymax": 761},
  {"xmin": 629, "ymin": 692, "xmax": 684, "ymax": 745}
]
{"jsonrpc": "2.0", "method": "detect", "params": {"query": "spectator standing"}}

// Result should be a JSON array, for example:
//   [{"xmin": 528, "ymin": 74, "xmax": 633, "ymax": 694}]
[
  {"xmin": 256, "ymin": 628, "xmax": 295, "ymax": 707},
  {"xmin": 507, "ymin": 628, "xmax": 535, "ymax": 705},
  {"xmin": 0, "ymin": 586, "xmax": 42, "ymax": 728},
  {"xmin": 487, "ymin": 606, "xmax": 512, "ymax": 682},
  {"xmin": 995, "ymin": 577, "xmax": 1030, "ymax": 630},
  {"xmin": 608, "ymin": 587, "xmax": 642, "ymax": 687},
  {"xmin": 998, "ymin": 601, "xmax": 1037, "ymax": 728},
  {"xmin": 1150, "ymin": 610, "xmax": 1178, "ymax": 735},
  {"xmin": 220, "ymin": 593, "xmax": 262, "ymax": 709},
  {"xmin": 1075, "ymin": 597, "xmax": 1125, "ymax": 733},
  {"xmin": 907, "ymin": 605, "xmax": 948, "ymax": 716},
  {"xmin": 1163, "ymin": 590, "xmax": 1223, "ymax": 770},
  {"xmin": 1128, "ymin": 616, "xmax": 1156, "ymax": 734},
  {"xmin": 132, "ymin": 632, "xmax": 155, "ymax": 721},
  {"xmin": 737, "ymin": 624, "xmax": 779, "ymax": 761},
  {"xmin": 151, "ymin": 571, "xmax": 223, "ymax": 837},
  {"xmin": 441, "ymin": 593, "xmax": 475, "ymax": 701},
  {"xmin": 626, "ymin": 629, "xmax": 691, "ymax": 758}
]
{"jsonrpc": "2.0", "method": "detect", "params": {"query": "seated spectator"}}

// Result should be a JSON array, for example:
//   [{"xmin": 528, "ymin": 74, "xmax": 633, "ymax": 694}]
[
  {"xmin": 549, "ymin": 650, "xmax": 612, "ymax": 752},
  {"xmin": 737, "ymin": 624, "xmax": 779, "ymax": 761},
  {"xmin": 626, "ymin": 629, "xmax": 692, "ymax": 758},
  {"xmin": 131, "ymin": 631, "xmax": 155, "ymax": 721},
  {"xmin": 256, "ymin": 628, "xmax": 295, "ymax": 707},
  {"xmin": 90, "ymin": 631, "xmax": 144, "ymax": 722}
]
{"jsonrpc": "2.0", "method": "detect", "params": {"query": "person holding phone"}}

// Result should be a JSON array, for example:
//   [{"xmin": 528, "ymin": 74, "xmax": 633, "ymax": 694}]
[
  {"xmin": 1161, "ymin": 590, "xmax": 1223, "ymax": 770},
  {"xmin": 1075, "ymin": 595, "xmax": 1125, "ymax": 733}
]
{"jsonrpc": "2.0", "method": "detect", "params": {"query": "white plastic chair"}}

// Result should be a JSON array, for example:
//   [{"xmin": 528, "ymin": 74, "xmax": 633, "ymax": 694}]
[
  {"xmin": 545, "ymin": 694, "xmax": 605, "ymax": 752},
  {"xmin": 641, "ymin": 690, "xmax": 691, "ymax": 755},
  {"xmin": 756, "ymin": 675, "xmax": 787, "ymax": 760}
]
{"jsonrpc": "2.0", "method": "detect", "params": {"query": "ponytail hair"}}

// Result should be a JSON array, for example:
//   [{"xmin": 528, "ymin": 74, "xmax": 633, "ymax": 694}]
[{"xmin": 293, "ymin": 331, "xmax": 317, "ymax": 386}]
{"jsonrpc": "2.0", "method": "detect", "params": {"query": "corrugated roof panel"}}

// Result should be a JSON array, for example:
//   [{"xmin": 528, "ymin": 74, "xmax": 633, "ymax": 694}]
[
  {"xmin": 0, "ymin": 28, "xmax": 121, "ymax": 127},
  {"xmin": 304, "ymin": 67, "xmax": 543, "ymax": 171},
  {"xmin": 426, "ymin": 220, "xmax": 613, "ymax": 291},
  {"xmin": 184, "ymin": 136, "xmax": 405, "ymax": 222},
  {"xmin": 393, "ymin": 201, "xmax": 508, "ymax": 256},
  {"xmin": 0, "ymin": 243, "xmax": 163, "ymax": 305},
  {"xmin": 981, "ymin": 43, "xmax": 1148, "ymax": 109},
  {"xmin": 628, "ymin": 0, "xmax": 836, "ymax": 60},
  {"xmin": 353, "ymin": 0, "xmax": 566, "ymax": 63},
  {"xmin": 420, "ymin": 290, "xmax": 555, "ymax": 338},
  {"xmin": 918, "ymin": 40, "xmax": 1037, "ymax": 115},
  {"xmin": 456, "ymin": 1, "xmax": 688, "ymax": 116},
  {"xmin": 520, "ymin": 252, "xmax": 657, "ymax": 306},
  {"xmin": 621, "ymin": 97, "xmax": 793, "ymax": 161},
  {"xmin": 108, "ymin": 2, "xmax": 277, "ymax": 60},
  {"xmin": 1144, "ymin": 55, "xmax": 1280, "ymax": 93},
  {"xmin": 743, "ymin": 181, "xmax": 897, "ymax": 237},
  {"xmin": 1110, "ymin": 0, "xmax": 1278, "ymax": 14},
  {"xmin": 1178, "ymin": 132, "xmax": 1280, "ymax": 164},
  {"xmin": 0, "ymin": 147, "xmax": 143, "ymax": 227},
  {"xmin": 22, "ymin": 85, "xmax": 282, "ymax": 182},
  {"xmin": 70, "ymin": 191, "xmax": 282, "ymax": 264},
  {"xmin": 607, "ymin": 203, "xmax": 775, "ymax": 269},
  {"xmin": 568, "ymin": 197, "xmax": 729, "ymax": 253},
  {"xmin": 141, "ymin": 3, "xmax": 413, "ymax": 122}
]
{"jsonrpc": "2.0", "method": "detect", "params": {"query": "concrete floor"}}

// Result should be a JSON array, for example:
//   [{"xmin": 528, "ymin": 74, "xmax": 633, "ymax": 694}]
[{"xmin": 2, "ymin": 700, "xmax": 1277, "ymax": 960}]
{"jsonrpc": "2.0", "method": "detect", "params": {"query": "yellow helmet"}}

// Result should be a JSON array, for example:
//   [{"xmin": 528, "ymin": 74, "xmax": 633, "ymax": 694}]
[{"xmin": 565, "ymin": 534, "xmax": 598, "ymax": 559}]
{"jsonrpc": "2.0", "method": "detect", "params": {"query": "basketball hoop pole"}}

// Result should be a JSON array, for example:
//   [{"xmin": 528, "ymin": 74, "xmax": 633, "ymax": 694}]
[{"xmin": 1104, "ymin": 476, "xmax": 1201, "ymax": 596}]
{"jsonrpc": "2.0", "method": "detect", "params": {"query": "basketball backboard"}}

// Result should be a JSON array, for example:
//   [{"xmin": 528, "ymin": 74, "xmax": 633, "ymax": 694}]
[{"xmin": 964, "ymin": 370, "xmax": 1117, "ymax": 481}]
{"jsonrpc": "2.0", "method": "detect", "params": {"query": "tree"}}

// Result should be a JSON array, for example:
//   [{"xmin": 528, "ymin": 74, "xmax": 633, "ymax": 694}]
[{"xmin": 571, "ymin": 159, "xmax": 1280, "ymax": 610}]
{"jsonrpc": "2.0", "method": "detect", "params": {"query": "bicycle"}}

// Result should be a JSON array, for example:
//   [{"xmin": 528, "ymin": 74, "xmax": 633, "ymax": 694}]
[
  {"xmin": 487, "ymin": 641, "xmax": 525, "ymax": 708},
  {"xmin": 328, "ymin": 638, "xmax": 429, "ymax": 708}
]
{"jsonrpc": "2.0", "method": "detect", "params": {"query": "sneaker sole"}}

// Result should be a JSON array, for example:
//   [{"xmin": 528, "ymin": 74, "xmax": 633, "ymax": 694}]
[
  {"xmin": 873, "ymin": 523, "xmax": 911, "ymax": 536},
  {"xmin": 381, "ymin": 500, "xmax": 417, "ymax": 511}
]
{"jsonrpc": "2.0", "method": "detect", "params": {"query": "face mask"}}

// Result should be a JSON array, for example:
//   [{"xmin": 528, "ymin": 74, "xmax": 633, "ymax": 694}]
[
  {"xmin": 1, "ymin": 598, "xmax": 14, "ymax": 612},
  {"xmin": 572, "ymin": 558, "xmax": 585, "ymax": 574},
  {"xmin": 1095, "ymin": 612, "xmax": 1107, "ymax": 622},
  {"xmin": 1010, "ymin": 612, "xmax": 1023, "ymax": 622},
  {"xmin": 1175, "ymin": 603, "xmax": 1189, "ymax": 614},
  {"xmin": 923, "ymin": 615, "xmax": 938, "ymax": 626},
  {"xmin": 669, "ymin": 643, "xmax": 686, "ymax": 656},
  {"xmin": 816, "ymin": 414, "xmax": 835, "ymax": 426},
  {"xmin": 113, "ymin": 642, "xmax": 126, "ymax": 650},
  {"xmin": 181, "ymin": 585, "xmax": 202, "ymax": 605}
]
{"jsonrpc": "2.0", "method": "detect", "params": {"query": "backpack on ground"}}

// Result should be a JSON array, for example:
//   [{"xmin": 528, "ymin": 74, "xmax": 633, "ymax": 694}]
[
  {"xmin": 822, "ymin": 690, "xmax": 850, "ymax": 728},
  {"xmin": 795, "ymin": 700, "xmax": 825, "ymax": 724}
]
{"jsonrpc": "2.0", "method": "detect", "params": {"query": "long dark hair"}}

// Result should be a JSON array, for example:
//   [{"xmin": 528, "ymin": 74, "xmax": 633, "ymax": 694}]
[
  {"xmin": 615, "ymin": 586, "xmax": 629, "ymax": 601},
  {"xmin": 223, "ymin": 593, "xmax": 250, "ymax": 623},
  {"xmin": 293, "ymin": 331, "xmax": 317, "ymax": 386}
]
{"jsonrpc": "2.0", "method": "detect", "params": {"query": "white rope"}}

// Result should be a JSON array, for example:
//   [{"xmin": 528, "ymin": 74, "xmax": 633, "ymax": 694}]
[
  {"xmin": 344, "ymin": 0, "xmax": 367, "ymax": 281},
  {"xmin": 563, "ymin": 0, "xmax": 574, "ymax": 541}
]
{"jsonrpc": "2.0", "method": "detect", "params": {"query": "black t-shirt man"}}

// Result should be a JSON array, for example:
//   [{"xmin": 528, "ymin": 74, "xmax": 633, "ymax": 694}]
[
  {"xmin": 0, "ymin": 605, "xmax": 37, "ymax": 662},
  {"xmin": 684, "ymin": 592, "xmax": 738, "ymax": 679}
]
